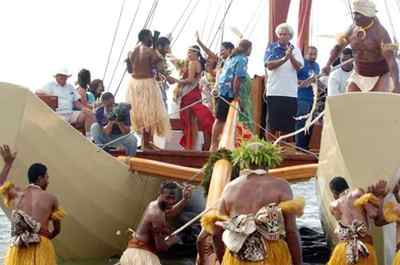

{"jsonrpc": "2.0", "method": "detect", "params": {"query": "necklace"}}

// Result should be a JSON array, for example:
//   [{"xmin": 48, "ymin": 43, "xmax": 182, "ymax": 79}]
[
  {"xmin": 355, "ymin": 19, "xmax": 375, "ymax": 40},
  {"xmin": 27, "ymin": 183, "xmax": 42, "ymax": 190}
]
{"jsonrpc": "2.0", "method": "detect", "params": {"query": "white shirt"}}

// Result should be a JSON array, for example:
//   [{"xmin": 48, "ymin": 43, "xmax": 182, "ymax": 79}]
[
  {"xmin": 41, "ymin": 81, "xmax": 81, "ymax": 113},
  {"xmin": 327, "ymin": 68, "xmax": 352, "ymax": 97},
  {"xmin": 265, "ymin": 47, "xmax": 304, "ymax": 98}
]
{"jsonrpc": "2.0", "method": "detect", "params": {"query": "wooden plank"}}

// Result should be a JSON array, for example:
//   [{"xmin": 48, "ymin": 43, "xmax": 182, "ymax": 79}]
[{"xmin": 251, "ymin": 75, "xmax": 265, "ymax": 136}]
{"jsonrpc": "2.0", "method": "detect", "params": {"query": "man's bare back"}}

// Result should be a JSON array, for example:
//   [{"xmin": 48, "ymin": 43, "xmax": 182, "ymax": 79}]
[
  {"xmin": 330, "ymin": 188, "xmax": 371, "ymax": 227},
  {"xmin": 14, "ymin": 187, "xmax": 58, "ymax": 232},
  {"xmin": 130, "ymin": 45, "xmax": 161, "ymax": 79},
  {"xmin": 221, "ymin": 174, "xmax": 292, "ymax": 217}
]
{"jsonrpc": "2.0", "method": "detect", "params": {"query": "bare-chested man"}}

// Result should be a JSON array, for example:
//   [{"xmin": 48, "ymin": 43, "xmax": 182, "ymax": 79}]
[
  {"xmin": 119, "ymin": 182, "xmax": 192, "ymax": 265},
  {"xmin": 0, "ymin": 145, "xmax": 65, "ymax": 265},
  {"xmin": 327, "ymin": 176, "xmax": 388, "ymax": 265},
  {"xmin": 201, "ymin": 141, "xmax": 303, "ymax": 265},
  {"xmin": 127, "ymin": 29, "xmax": 170, "ymax": 148},
  {"xmin": 322, "ymin": 0, "xmax": 400, "ymax": 93}
]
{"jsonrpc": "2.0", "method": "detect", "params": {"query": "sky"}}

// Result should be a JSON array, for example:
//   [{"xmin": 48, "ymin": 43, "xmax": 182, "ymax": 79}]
[{"xmin": 0, "ymin": 0, "xmax": 399, "ymax": 102}]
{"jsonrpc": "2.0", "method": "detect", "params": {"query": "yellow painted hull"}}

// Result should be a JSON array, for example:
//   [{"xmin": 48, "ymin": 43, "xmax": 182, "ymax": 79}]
[{"xmin": 317, "ymin": 93, "xmax": 400, "ymax": 265}]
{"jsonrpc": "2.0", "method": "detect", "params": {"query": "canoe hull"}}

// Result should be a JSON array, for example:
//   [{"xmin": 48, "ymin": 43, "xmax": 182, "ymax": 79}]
[
  {"xmin": 316, "ymin": 93, "xmax": 400, "ymax": 265},
  {"xmin": 0, "ymin": 83, "xmax": 162, "ymax": 259}
]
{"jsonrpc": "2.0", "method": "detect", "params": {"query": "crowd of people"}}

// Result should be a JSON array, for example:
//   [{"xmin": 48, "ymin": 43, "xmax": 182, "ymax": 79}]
[{"xmin": 3, "ymin": 0, "xmax": 400, "ymax": 265}]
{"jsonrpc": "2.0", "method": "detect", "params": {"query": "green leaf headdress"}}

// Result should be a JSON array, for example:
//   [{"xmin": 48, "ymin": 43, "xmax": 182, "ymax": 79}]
[{"xmin": 232, "ymin": 137, "xmax": 282, "ymax": 170}]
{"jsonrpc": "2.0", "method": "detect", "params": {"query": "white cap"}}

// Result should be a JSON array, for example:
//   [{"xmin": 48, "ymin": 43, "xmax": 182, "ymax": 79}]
[{"xmin": 54, "ymin": 67, "xmax": 72, "ymax": 77}]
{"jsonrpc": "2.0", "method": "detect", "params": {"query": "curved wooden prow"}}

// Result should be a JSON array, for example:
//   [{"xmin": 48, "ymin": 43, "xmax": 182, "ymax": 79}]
[{"xmin": 205, "ymin": 100, "xmax": 239, "ymax": 210}]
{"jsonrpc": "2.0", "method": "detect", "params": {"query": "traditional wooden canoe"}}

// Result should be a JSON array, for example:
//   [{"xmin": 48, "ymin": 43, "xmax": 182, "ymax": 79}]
[
  {"xmin": 316, "ymin": 93, "xmax": 400, "ymax": 265},
  {"xmin": 0, "ymin": 82, "xmax": 317, "ymax": 261}
]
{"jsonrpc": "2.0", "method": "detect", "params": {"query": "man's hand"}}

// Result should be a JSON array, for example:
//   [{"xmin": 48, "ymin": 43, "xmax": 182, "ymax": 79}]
[
  {"xmin": 368, "ymin": 180, "xmax": 388, "ymax": 198},
  {"xmin": 0, "ymin": 145, "xmax": 16, "ymax": 165},
  {"xmin": 322, "ymin": 65, "xmax": 331, "ymax": 76},
  {"xmin": 285, "ymin": 46, "xmax": 293, "ymax": 58},
  {"xmin": 183, "ymin": 185, "xmax": 192, "ymax": 200}
]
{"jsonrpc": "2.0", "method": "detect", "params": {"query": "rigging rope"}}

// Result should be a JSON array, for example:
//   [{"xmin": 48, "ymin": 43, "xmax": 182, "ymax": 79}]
[
  {"xmin": 209, "ymin": 0, "xmax": 235, "ymax": 48},
  {"xmin": 170, "ymin": 0, "xmax": 194, "ymax": 36},
  {"xmin": 102, "ymin": 0, "xmax": 126, "ymax": 83},
  {"xmin": 147, "ymin": 0, "xmax": 160, "ymax": 28},
  {"xmin": 201, "ymin": 0, "xmax": 213, "ymax": 39},
  {"xmin": 206, "ymin": 1, "xmax": 225, "ymax": 45},
  {"xmin": 112, "ymin": 0, "xmax": 160, "ymax": 96},
  {"xmin": 107, "ymin": 0, "xmax": 143, "ymax": 92},
  {"xmin": 247, "ymin": 0, "xmax": 265, "ymax": 39},
  {"xmin": 171, "ymin": 0, "xmax": 201, "ymax": 47},
  {"xmin": 383, "ymin": 0, "xmax": 398, "ymax": 42},
  {"xmin": 243, "ymin": 0, "xmax": 263, "ymax": 36}
]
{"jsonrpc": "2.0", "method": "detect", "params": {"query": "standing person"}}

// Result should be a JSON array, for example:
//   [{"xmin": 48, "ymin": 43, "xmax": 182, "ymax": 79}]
[
  {"xmin": 202, "ymin": 139, "xmax": 304, "ymax": 265},
  {"xmin": 199, "ymin": 59, "xmax": 218, "ymax": 113},
  {"xmin": 0, "ymin": 145, "xmax": 65, "ymax": 265},
  {"xmin": 168, "ymin": 46, "xmax": 215, "ymax": 150},
  {"xmin": 127, "ymin": 29, "xmax": 170, "ymax": 149},
  {"xmin": 119, "ymin": 182, "xmax": 192, "ymax": 265},
  {"xmin": 322, "ymin": 0, "xmax": 400, "ymax": 93},
  {"xmin": 327, "ymin": 176, "xmax": 387, "ymax": 265},
  {"xmin": 328, "ymin": 48, "xmax": 354, "ymax": 97},
  {"xmin": 210, "ymin": 39, "xmax": 252, "ymax": 151},
  {"xmin": 295, "ymin": 46, "xmax": 320, "ymax": 150},
  {"xmin": 76, "ymin": 68, "xmax": 96, "ymax": 108},
  {"xmin": 264, "ymin": 23, "xmax": 304, "ymax": 140},
  {"xmin": 91, "ymin": 92, "xmax": 138, "ymax": 156},
  {"xmin": 156, "ymin": 37, "xmax": 172, "ymax": 110},
  {"xmin": 38, "ymin": 68, "xmax": 95, "ymax": 137}
]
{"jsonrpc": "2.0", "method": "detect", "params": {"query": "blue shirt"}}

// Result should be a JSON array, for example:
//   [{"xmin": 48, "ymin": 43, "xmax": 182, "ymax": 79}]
[
  {"xmin": 95, "ymin": 104, "xmax": 131, "ymax": 135},
  {"xmin": 218, "ymin": 54, "xmax": 248, "ymax": 98},
  {"xmin": 297, "ymin": 60, "xmax": 320, "ymax": 101},
  {"xmin": 264, "ymin": 42, "xmax": 294, "ymax": 63}
]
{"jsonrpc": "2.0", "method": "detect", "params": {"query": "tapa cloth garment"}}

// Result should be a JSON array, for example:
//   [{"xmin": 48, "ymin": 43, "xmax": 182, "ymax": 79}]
[
  {"xmin": 201, "ymin": 198, "xmax": 304, "ymax": 263},
  {"xmin": 120, "ymin": 248, "xmax": 161, "ymax": 265},
  {"xmin": 126, "ymin": 77, "xmax": 170, "ymax": 136}
]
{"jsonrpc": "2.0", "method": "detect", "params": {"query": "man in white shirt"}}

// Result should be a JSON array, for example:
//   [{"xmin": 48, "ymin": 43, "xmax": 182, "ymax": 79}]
[
  {"xmin": 264, "ymin": 23, "xmax": 304, "ymax": 139},
  {"xmin": 38, "ymin": 68, "xmax": 94, "ymax": 136},
  {"xmin": 328, "ymin": 48, "xmax": 353, "ymax": 97}
]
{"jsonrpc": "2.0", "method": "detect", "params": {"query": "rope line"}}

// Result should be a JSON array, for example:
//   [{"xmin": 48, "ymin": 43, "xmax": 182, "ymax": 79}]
[
  {"xmin": 107, "ymin": 0, "xmax": 143, "ymax": 92},
  {"xmin": 171, "ymin": 0, "xmax": 201, "ymax": 47},
  {"xmin": 102, "ymin": 0, "xmax": 126, "ymax": 83},
  {"xmin": 209, "ymin": 0, "xmax": 235, "ymax": 48}
]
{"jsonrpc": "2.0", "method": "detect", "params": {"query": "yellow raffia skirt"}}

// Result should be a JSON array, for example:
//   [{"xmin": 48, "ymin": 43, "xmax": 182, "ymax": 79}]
[
  {"xmin": 126, "ymin": 77, "xmax": 170, "ymax": 136},
  {"xmin": 4, "ymin": 236, "xmax": 56, "ymax": 265},
  {"xmin": 327, "ymin": 242, "xmax": 377, "ymax": 265},
  {"xmin": 221, "ymin": 239, "xmax": 292, "ymax": 265},
  {"xmin": 120, "ymin": 248, "xmax": 161, "ymax": 265}
]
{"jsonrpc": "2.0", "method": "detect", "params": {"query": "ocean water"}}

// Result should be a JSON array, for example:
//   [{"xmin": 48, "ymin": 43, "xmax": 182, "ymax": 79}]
[{"xmin": 0, "ymin": 179, "xmax": 321, "ymax": 264}]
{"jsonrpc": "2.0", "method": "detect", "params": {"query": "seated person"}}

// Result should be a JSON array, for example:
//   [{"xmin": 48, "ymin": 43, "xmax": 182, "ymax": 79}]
[
  {"xmin": 91, "ymin": 92, "xmax": 138, "ymax": 156},
  {"xmin": 37, "ymin": 68, "xmax": 94, "ymax": 137}
]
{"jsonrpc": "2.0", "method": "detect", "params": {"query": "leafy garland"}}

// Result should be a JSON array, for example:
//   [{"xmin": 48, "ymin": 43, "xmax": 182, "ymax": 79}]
[
  {"xmin": 232, "ymin": 137, "xmax": 282, "ymax": 170},
  {"xmin": 201, "ymin": 148, "xmax": 233, "ymax": 196}
]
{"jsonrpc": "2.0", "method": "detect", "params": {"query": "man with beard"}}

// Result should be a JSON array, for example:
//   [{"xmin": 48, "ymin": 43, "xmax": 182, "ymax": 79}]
[
  {"xmin": 0, "ymin": 145, "xmax": 65, "ymax": 265},
  {"xmin": 295, "ymin": 46, "xmax": 320, "ymax": 150},
  {"xmin": 119, "ymin": 182, "xmax": 192, "ymax": 265},
  {"xmin": 322, "ymin": 0, "xmax": 400, "ymax": 93}
]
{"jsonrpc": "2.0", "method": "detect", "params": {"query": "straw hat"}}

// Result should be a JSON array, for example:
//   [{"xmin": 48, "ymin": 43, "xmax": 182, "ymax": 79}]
[{"xmin": 54, "ymin": 67, "xmax": 72, "ymax": 77}]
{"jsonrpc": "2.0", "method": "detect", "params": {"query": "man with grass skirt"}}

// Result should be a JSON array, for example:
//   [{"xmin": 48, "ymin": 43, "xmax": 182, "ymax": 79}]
[{"xmin": 200, "ymin": 138, "xmax": 304, "ymax": 265}]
